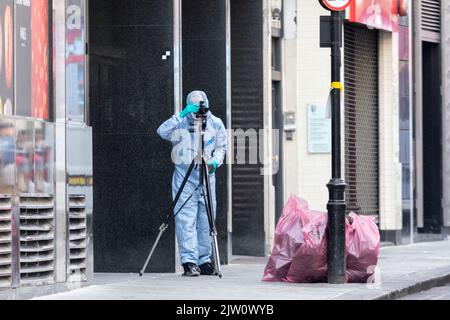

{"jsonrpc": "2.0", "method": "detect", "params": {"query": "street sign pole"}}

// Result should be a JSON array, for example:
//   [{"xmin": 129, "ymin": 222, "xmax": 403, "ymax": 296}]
[
  {"xmin": 319, "ymin": 0, "xmax": 349, "ymax": 284},
  {"xmin": 327, "ymin": 9, "xmax": 347, "ymax": 285}
]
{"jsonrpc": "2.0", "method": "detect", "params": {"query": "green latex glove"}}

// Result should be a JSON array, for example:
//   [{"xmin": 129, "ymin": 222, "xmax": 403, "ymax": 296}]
[
  {"xmin": 180, "ymin": 104, "xmax": 200, "ymax": 118},
  {"xmin": 208, "ymin": 160, "xmax": 218, "ymax": 174}
]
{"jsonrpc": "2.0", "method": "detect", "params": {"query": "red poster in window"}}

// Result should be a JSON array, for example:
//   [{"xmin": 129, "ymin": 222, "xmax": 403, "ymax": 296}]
[
  {"xmin": 0, "ymin": 1, "xmax": 14, "ymax": 116},
  {"xmin": 349, "ymin": 0, "xmax": 399, "ymax": 32},
  {"xmin": 31, "ymin": 0, "xmax": 48, "ymax": 120}
]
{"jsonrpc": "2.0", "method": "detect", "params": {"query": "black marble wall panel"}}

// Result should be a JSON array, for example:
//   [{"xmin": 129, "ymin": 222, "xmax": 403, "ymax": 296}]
[
  {"xmin": 182, "ymin": 0, "xmax": 229, "ymax": 264},
  {"xmin": 89, "ymin": 0, "xmax": 175, "ymax": 273}
]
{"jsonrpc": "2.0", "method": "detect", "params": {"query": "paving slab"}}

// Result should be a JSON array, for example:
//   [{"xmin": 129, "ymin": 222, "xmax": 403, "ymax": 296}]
[{"xmin": 30, "ymin": 240, "xmax": 450, "ymax": 300}]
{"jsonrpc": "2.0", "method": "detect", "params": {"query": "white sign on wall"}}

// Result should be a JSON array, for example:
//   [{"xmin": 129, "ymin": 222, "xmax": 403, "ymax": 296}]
[{"xmin": 307, "ymin": 103, "xmax": 331, "ymax": 154}]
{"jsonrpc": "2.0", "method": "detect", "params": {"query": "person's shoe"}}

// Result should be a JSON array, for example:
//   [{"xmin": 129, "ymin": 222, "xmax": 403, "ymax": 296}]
[
  {"xmin": 199, "ymin": 262, "xmax": 217, "ymax": 276},
  {"xmin": 182, "ymin": 263, "xmax": 200, "ymax": 277}
]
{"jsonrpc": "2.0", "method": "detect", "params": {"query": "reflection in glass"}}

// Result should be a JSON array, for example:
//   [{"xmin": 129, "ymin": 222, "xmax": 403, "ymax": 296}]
[
  {"xmin": 0, "ymin": 118, "xmax": 15, "ymax": 194},
  {"xmin": 15, "ymin": 120, "xmax": 34, "ymax": 194},
  {"xmin": 35, "ymin": 122, "xmax": 54, "ymax": 194}
]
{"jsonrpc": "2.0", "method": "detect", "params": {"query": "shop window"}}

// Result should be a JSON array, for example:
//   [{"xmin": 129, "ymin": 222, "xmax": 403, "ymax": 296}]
[
  {"xmin": 15, "ymin": 0, "xmax": 50, "ymax": 120},
  {"xmin": 66, "ymin": 0, "xmax": 86, "ymax": 123},
  {"xmin": 0, "ymin": 0, "xmax": 50, "ymax": 120},
  {"xmin": 0, "ymin": 1, "xmax": 14, "ymax": 117},
  {"xmin": 271, "ymin": 37, "xmax": 281, "ymax": 71}
]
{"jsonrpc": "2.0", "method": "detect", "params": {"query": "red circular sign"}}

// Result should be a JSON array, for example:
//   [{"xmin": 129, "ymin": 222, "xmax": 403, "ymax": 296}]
[{"xmin": 319, "ymin": 0, "xmax": 353, "ymax": 12}]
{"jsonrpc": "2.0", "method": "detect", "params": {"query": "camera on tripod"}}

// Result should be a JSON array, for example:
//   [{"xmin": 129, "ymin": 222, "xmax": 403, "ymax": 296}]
[
  {"xmin": 196, "ymin": 101, "xmax": 209, "ymax": 117},
  {"xmin": 189, "ymin": 101, "xmax": 209, "ymax": 133}
]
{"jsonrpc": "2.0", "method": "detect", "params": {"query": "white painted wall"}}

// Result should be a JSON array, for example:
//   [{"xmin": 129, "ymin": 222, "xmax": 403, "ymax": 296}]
[
  {"xmin": 282, "ymin": 22, "xmax": 299, "ymax": 201},
  {"xmin": 292, "ymin": 0, "xmax": 332, "ymax": 211},
  {"xmin": 379, "ymin": 31, "xmax": 403, "ymax": 230}
]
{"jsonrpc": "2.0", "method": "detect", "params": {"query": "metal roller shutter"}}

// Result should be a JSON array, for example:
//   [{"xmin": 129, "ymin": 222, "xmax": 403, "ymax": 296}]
[
  {"xmin": 344, "ymin": 23, "xmax": 380, "ymax": 217},
  {"xmin": 231, "ymin": 0, "xmax": 265, "ymax": 256}
]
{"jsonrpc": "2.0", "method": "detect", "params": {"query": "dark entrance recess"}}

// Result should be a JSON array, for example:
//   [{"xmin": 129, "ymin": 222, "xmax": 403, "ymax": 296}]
[
  {"xmin": 230, "ymin": 0, "xmax": 265, "ymax": 256},
  {"xmin": 272, "ymin": 21, "xmax": 283, "ymax": 223},
  {"xmin": 89, "ymin": 0, "xmax": 175, "ymax": 273},
  {"xmin": 420, "ymin": 41, "xmax": 443, "ymax": 234},
  {"xmin": 272, "ymin": 82, "xmax": 284, "ymax": 223},
  {"xmin": 182, "ymin": 0, "xmax": 229, "ymax": 264}
]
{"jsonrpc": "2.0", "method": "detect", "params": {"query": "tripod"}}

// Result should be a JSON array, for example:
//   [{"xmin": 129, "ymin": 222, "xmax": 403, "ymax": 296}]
[{"xmin": 139, "ymin": 115, "xmax": 223, "ymax": 278}]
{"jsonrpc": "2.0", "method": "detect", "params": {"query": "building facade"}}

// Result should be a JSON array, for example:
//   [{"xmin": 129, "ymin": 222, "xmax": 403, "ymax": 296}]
[
  {"xmin": 0, "ymin": 0, "xmax": 92, "ymax": 294},
  {"xmin": 283, "ymin": 0, "xmax": 405, "ymax": 244},
  {"xmin": 1, "ymin": 0, "xmax": 449, "ymax": 296},
  {"xmin": 412, "ymin": 0, "xmax": 450, "ymax": 238},
  {"xmin": 282, "ymin": 0, "xmax": 450, "ymax": 246}
]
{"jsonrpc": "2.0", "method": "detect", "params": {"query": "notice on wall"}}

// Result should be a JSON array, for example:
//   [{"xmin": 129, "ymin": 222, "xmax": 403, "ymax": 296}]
[{"xmin": 307, "ymin": 103, "xmax": 331, "ymax": 154}]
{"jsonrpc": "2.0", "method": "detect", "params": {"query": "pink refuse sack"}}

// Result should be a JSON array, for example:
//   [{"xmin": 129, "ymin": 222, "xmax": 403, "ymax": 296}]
[
  {"xmin": 263, "ymin": 195, "xmax": 381, "ymax": 283},
  {"xmin": 345, "ymin": 212, "xmax": 380, "ymax": 283},
  {"xmin": 285, "ymin": 208, "xmax": 328, "ymax": 283},
  {"xmin": 262, "ymin": 195, "xmax": 307, "ymax": 282}
]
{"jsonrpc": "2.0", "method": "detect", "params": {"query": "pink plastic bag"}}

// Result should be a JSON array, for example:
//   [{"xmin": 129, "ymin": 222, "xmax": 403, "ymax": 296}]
[
  {"xmin": 262, "ymin": 195, "xmax": 307, "ymax": 282},
  {"xmin": 345, "ymin": 212, "xmax": 380, "ymax": 283},
  {"xmin": 285, "ymin": 209, "xmax": 328, "ymax": 283},
  {"xmin": 263, "ymin": 196, "xmax": 380, "ymax": 284}
]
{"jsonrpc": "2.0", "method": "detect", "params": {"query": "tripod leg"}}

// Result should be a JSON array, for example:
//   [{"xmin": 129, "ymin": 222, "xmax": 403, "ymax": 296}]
[
  {"xmin": 140, "ymin": 185, "xmax": 200, "ymax": 276},
  {"xmin": 139, "ymin": 223, "xmax": 169, "ymax": 276},
  {"xmin": 173, "ymin": 185, "xmax": 201, "ymax": 219},
  {"xmin": 201, "ymin": 160, "xmax": 223, "ymax": 278},
  {"xmin": 202, "ymin": 161, "xmax": 216, "ymax": 224},
  {"xmin": 168, "ymin": 159, "xmax": 197, "ymax": 220},
  {"xmin": 139, "ymin": 158, "xmax": 196, "ymax": 276}
]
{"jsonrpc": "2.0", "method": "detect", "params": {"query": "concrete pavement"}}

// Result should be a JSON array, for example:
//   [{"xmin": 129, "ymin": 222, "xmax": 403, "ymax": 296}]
[
  {"xmin": 33, "ymin": 240, "xmax": 450, "ymax": 300},
  {"xmin": 401, "ymin": 283, "xmax": 450, "ymax": 300}
]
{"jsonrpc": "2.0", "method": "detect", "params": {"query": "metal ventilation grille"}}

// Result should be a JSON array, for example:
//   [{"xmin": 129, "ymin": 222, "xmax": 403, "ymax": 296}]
[
  {"xmin": 344, "ymin": 23, "xmax": 380, "ymax": 216},
  {"xmin": 19, "ymin": 194, "xmax": 55, "ymax": 285},
  {"xmin": 421, "ymin": 0, "xmax": 441, "ymax": 34},
  {"xmin": 68, "ymin": 194, "xmax": 87, "ymax": 281},
  {"xmin": 0, "ymin": 196, "xmax": 12, "ymax": 288}
]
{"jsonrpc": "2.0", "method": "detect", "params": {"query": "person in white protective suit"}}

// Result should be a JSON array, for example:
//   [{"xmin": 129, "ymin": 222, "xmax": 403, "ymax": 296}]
[{"xmin": 157, "ymin": 90, "xmax": 227, "ymax": 277}]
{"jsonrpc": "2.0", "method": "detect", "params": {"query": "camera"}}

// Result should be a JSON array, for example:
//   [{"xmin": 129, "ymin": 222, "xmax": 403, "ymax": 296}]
[{"xmin": 196, "ymin": 101, "xmax": 209, "ymax": 117}]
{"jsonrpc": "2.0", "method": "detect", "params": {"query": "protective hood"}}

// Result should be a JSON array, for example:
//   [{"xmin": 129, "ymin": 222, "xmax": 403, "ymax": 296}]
[{"xmin": 186, "ymin": 90, "xmax": 210, "ymax": 109}]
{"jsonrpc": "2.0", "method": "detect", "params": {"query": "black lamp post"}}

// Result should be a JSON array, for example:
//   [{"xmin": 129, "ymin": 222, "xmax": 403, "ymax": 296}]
[{"xmin": 319, "ymin": 1, "xmax": 348, "ymax": 285}]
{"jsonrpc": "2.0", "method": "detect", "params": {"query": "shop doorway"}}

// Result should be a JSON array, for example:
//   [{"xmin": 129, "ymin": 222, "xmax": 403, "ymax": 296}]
[
  {"xmin": 420, "ymin": 41, "xmax": 443, "ymax": 234},
  {"xmin": 88, "ymin": 0, "xmax": 176, "ymax": 273}
]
